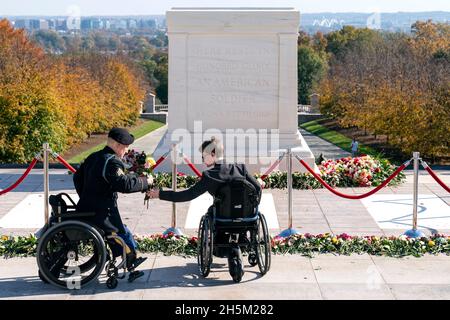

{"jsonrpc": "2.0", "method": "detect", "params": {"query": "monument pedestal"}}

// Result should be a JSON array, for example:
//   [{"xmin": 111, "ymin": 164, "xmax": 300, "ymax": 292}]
[{"xmin": 152, "ymin": 129, "xmax": 316, "ymax": 174}]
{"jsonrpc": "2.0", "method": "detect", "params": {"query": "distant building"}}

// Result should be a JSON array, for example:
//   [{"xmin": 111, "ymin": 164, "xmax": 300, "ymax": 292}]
[
  {"xmin": 92, "ymin": 19, "xmax": 103, "ymax": 29},
  {"xmin": 14, "ymin": 19, "xmax": 30, "ymax": 29},
  {"xmin": 55, "ymin": 19, "xmax": 68, "ymax": 31},
  {"xmin": 81, "ymin": 18, "xmax": 93, "ymax": 30},
  {"xmin": 29, "ymin": 19, "xmax": 40, "ymax": 30},
  {"xmin": 128, "ymin": 19, "xmax": 137, "ymax": 29},
  {"xmin": 139, "ymin": 19, "xmax": 156, "ymax": 29},
  {"xmin": 118, "ymin": 19, "xmax": 127, "ymax": 29},
  {"xmin": 39, "ymin": 19, "xmax": 49, "ymax": 30}
]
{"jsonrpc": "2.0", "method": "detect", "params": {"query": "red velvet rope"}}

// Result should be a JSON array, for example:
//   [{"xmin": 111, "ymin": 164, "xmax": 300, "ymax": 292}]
[
  {"xmin": 55, "ymin": 154, "xmax": 77, "ymax": 173},
  {"xmin": 260, "ymin": 153, "xmax": 286, "ymax": 180},
  {"xmin": 423, "ymin": 163, "xmax": 450, "ymax": 193},
  {"xmin": 151, "ymin": 150, "xmax": 171, "ymax": 171},
  {"xmin": 182, "ymin": 155, "xmax": 202, "ymax": 177},
  {"xmin": 0, "ymin": 158, "xmax": 38, "ymax": 196},
  {"xmin": 297, "ymin": 156, "xmax": 409, "ymax": 199}
]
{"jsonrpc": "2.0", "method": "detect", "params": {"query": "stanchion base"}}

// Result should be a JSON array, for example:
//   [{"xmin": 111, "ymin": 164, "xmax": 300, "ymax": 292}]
[
  {"xmin": 278, "ymin": 228, "xmax": 300, "ymax": 238},
  {"xmin": 163, "ymin": 227, "xmax": 183, "ymax": 236},
  {"xmin": 403, "ymin": 229, "xmax": 426, "ymax": 238}
]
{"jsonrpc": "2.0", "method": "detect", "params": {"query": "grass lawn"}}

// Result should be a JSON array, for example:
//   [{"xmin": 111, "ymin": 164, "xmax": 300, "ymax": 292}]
[
  {"xmin": 67, "ymin": 120, "xmax": 165, "ymax": 163},
  {"xmin": 300, "ymin": 120, "xmax": 381, "ymax": 158}
]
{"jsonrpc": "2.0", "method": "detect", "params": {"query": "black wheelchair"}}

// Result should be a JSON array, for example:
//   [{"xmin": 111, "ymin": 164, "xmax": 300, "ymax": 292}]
[
  {"xmin": 197, "ymin": 179, "xmax": 271, "ymax": 283},
  {"xmin": 36, "ymin": 193, "xmax": 136, "ymax": 290}
]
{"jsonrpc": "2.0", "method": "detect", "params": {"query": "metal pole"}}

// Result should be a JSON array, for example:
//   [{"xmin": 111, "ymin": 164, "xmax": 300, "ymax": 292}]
[
  {"xmin": 171, "ymin": 144, "xmax": 177, "ymax": 228},
  {"xmin": 287, "ymin": 148, "xmax": 293, "ymax": 229},
  {"xmin": 43, "ymin": 142, "xmax": 50, "ymax": 225},
  {"xmin": 412, "ymin": 152, "xmax": 419, "ymax": 230},
  {"xmin": 163, "ymin": 144, "xmax": 183, "ymax": 236},
  {"xmin": 278, "ymin": 148, "xmax": 300, "ymax": 238},
  {"xmin": 404, "ymin": 152, "xmax": 425, "ymax": 238}
]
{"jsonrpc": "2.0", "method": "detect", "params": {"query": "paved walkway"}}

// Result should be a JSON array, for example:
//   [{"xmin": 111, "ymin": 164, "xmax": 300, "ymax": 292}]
[
  {"xmin": 1, "ymin": 128, "xmax": 449, "ymax": 299},
  {"xmin": 1, "ymin": 169, "xmax": 449, "ymax": 237},
  {"xmin": 1, "ymin": 169, "xmax": 449, "ymax": 299},
  {"xmin": 130, "ymin": 124, "xmax": 167, "ymax": 155},
  {"xmin": 299, "ymin": 128, "xmax": 350, "ymax": 160},
  {"xmin": 1, "ymin": 253, "xmax": 449, "ymax": 300}
]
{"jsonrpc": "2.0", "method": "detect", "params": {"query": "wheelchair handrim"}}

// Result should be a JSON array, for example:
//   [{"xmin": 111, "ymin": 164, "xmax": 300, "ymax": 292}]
[{"xmin": 37, "ymin": 221, "xmax": 107, "ymax": 290}]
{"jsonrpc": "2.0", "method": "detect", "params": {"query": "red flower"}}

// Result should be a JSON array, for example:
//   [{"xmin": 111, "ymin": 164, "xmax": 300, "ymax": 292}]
[{"xmin": 337, "ymin": 233, "xmax": 352, "ymax": 240}]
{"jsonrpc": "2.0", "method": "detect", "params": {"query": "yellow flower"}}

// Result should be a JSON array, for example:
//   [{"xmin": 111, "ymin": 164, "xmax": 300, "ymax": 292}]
[
  {"xmin": 428, "ymin": 240, "xmax": 435, "ymax": 247},
  {"xmin": 146, "ymin": 157, "xmax": 156, "ymax": 167},
  {"xmin": 331, "ymin": 237, "xmax": 338, "ymax": 244},
  {"xmin": 1, "ymin": 235, "xmax": 8, "ymax": 241}
]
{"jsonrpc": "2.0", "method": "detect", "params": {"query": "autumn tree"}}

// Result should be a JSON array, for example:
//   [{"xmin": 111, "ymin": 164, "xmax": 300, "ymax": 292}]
[
  {"xmin": 319, "ymin": 22, "xmax": 450, "ymax": 161},
  {"xmin": 0, "ymin": 19, "xmax": 146, "ymax": 163}
]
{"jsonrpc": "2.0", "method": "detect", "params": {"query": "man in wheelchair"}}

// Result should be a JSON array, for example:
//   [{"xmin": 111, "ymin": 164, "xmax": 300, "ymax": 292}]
[
  {"xmin": 147, "ymin": 137, "xmax": 270, "ymax": 282},
  {"xmin": 73, "ymin": 128, "xmax": 153, "ymax": 281}
]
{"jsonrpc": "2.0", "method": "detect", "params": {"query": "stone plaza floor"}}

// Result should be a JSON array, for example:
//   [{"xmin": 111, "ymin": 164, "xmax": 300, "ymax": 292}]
[
  {"xmin": 1, "ymin": 253, "xmax": 450, "ymax": 300},
  {"xmin": 0, "ymin": 167, "xmax": 449, "ymax": 299}
]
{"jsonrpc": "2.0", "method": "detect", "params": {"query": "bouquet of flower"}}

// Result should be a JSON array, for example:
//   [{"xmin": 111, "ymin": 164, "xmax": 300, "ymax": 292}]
[
  {"xmin": 318, "ymin": 155, "xmax": 404, "ymax": 187},
  {"xmin": 123, "ymin": 150, "xmax": 156, "ymax": 208}
]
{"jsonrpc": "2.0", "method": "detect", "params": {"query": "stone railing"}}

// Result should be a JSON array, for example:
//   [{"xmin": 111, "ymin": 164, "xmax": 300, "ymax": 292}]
[
  {"xmin": 298, "ymin": 104, "xmax": 321, "ymax": 114},
  {"xmin": 153, "ymin": 104, "xmax": 320, "ymax": 114},
  {"xmin": 155, "ymin": 104, "xmax": 168, "ymax": 112}
]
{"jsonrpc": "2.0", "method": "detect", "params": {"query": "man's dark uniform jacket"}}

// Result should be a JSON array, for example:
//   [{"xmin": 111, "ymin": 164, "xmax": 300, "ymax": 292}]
[
  {"xmin": 159, "ymin": 162, "xmax": 262, "ymax": 207},
  {"xmin": 73, "ymin": 146, "xmax": 148, "ymax": 234}
]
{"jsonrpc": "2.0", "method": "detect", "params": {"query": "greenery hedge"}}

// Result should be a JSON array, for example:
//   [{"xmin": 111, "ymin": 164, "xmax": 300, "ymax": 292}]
[
  {"xmin": 123, "ymin": 151, "xmax": 406, "ymax": 190},
  {"xmin": 1, "ymin": 233, "xmax": 449, "ymax": 258}
]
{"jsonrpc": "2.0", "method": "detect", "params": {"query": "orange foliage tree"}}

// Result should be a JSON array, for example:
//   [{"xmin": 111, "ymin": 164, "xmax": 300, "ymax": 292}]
[
  {"xmin": 320, "ymin": 22, "xmax": 450, "ymax": 161},
  {"xmin": 0, "ymin": 19, "xmax": 145, "ymax": 163}
]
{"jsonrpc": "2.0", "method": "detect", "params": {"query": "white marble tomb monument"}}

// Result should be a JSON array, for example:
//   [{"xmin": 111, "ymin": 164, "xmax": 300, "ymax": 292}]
[{"xmin": 152, "ymin": 8, "xmax": 316, "ymax": 173}]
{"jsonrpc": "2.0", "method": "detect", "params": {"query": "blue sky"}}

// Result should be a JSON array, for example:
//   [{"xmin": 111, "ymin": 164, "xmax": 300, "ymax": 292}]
[{"xmin": 1, "ymin": 0, "xmax": 449, "ymax": 16}]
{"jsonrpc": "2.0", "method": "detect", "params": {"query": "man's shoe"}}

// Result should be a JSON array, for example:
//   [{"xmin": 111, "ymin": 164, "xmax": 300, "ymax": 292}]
[
  {"xmin": 128, "ymin": 270, "xmax": 145, "ymax": 282},
  {"xmin": 126, "ymin": 253, "xmax": 147, "ymax": 271}
]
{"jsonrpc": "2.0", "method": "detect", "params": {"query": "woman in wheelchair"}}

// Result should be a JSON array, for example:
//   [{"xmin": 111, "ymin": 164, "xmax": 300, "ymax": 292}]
[{"xmin": 148, "ymin": 137, "xmax": 271, "ymax": 282}]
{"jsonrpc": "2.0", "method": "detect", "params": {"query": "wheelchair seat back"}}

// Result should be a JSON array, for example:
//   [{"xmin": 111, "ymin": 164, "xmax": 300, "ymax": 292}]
[
  {"xmin": 49, "ymin": 193, "xmax": 75, "ymax": 216},
  {"xmin": 49, "ymin": 193, "xmax": 96, "ymax": 222},
  {"xmin": 213, "ymin": 178, "xmax": 260, "ymax": 220}
]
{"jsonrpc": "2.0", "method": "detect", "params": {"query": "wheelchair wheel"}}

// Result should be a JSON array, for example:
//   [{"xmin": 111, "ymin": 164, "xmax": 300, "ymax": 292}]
[
  {"xmin": 37, "ymin": 221, "xmax": 107, "ymax": 289},
  {"xmin": 197, "ymin": 215, "xmax": 213, "ymax": 277},
  {"xmin": 106, "ymin": 277, "xmax": 118, "ymax": 289},
  {"xmin": 255, "ymin": 213, "xmax": 271, "ymax": 275},
  {"xmin": 228, "ymin": 247, "xmax": 244, "ymax": 283},
  {"xmin": 38, "ymin": 270, "xmax": 49, "ymax": 283}
]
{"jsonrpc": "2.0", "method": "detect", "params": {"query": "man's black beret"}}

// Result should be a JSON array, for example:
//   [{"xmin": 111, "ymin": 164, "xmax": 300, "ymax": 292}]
[{"xmin": 108, "ymin": 127, "xmax": 135, "ymax": 145}]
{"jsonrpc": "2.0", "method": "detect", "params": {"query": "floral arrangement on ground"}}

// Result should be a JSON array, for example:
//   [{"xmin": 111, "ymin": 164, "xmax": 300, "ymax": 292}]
[
  {"xmin": 2, "ymin": 232, "xmax": 448, "ymax": 258},
  {"xmin": 123, "ymin": 150, "xmax": 406, "ymax": 189}
]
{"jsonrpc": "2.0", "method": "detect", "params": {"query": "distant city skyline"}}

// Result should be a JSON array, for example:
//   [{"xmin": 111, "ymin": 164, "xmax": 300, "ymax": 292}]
[{"xmin": 1, "ymin": 0, "xmax": 450, "ymax": 16}]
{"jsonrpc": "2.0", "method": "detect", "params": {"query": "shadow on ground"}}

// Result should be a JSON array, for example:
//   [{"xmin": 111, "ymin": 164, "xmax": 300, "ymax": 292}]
[{"xmin": 0, "ymin": 262, "xmax": 264, "ymax": 298}]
